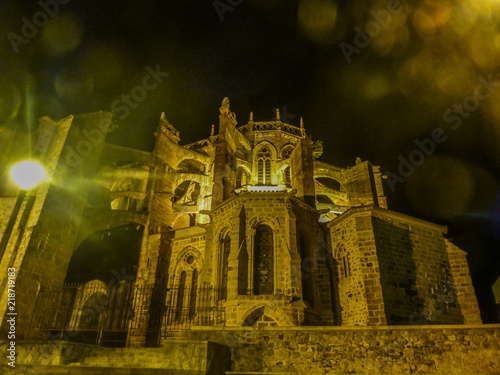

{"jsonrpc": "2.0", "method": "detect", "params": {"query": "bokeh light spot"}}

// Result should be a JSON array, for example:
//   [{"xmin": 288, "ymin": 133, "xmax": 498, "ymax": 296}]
[
  {"xmin": 364, "ymin": 75, "xmax": 390, "ymax": 100},
  {"xmin": 298, "ymin": 0, "xmax": 338, "ymax": 45},
  {"xmin": 80, "ymin": 44, "xmax": 130, "ymax": 90},
  {"xmin": 55, "ymin": 67, "xmax": 94, "ymax": 101},
  {"xmin": 41, "ymin": 14, "xmax": 83, "ymax": 57},
  {"xmin": 405, "ymin": 156, "xmax": 474, "ymax": 220}
]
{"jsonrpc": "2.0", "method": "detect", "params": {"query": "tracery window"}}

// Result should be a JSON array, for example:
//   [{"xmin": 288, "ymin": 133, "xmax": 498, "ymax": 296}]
[
  {"xmin": 253, "ymin": 224, "xmax": 274, "ymax": 295},
  {"xmin": 281, "ymin": 146, "xmax": 293, "ymax": 160},
  {"xmin": 257, "ymin": 147, "xmax": 272, "ymax": 185}
]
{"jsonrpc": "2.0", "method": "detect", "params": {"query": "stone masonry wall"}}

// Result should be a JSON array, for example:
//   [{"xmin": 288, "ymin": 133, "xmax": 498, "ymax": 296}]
[
  {"xmin": 372, "ymin": 211, "xmax": 466, "ymax": 325},
  {"xmin": 0, "ymin": 339, "xmax": 230, "ymax": 374},
  {"xmin": 446, "ymin": 240, "xmax": 482, "ymax": 324},
  {"xmin": 292, "ymin": 199, "xmax": 334, "ymax": 325},
  {"xmin": 191, "ymin": 324, "xmax": 500, "ymax": 374},
  {"xmin": 329, "ymin": 214, "xmax": 377, "ymax": 326}
]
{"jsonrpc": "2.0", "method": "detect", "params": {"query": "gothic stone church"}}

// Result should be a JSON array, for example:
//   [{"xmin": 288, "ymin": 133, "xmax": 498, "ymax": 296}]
[{"xmin": 0, "ymin": 98, "xmax": 482, "ymax": 348}]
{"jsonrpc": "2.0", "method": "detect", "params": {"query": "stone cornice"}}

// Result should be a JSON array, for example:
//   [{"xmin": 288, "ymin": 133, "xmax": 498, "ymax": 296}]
[{"xmin": 327, "ymin": 205, "xmax": 448, "ymax": 233}]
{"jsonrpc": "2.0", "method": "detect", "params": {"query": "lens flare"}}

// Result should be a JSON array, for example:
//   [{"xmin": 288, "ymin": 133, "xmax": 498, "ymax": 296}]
[{"xmin": 10, "ymin": 161, "xmax": 46, "ymax": 190}]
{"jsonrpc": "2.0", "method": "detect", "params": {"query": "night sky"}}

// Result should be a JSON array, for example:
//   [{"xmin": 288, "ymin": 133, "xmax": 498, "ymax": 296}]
[{"xmin": 1, "ymin": 0, "xmax": 499, "ymax": 322}]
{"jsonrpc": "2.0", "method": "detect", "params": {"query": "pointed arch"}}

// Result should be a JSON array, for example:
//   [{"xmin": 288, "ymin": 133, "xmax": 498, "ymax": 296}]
[
  {"xmin": 240, "ymin": 303, "xmax": 293, "ymax": 327},
  {"xmin": 280, "ymin": 144, "xmax": 295, "ymax": 160},
  {"xmin": 254, "ymin": 141, "xmax": 277, "ymax": 185}
]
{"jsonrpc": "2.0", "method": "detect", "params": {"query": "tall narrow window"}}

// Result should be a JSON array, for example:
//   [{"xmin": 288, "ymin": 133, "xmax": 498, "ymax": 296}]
[
  {"xmin": 254, "ymin": 224, "xmax": 273, "ymax": 295},
  {"xmin": 298, "ymin": 232, "xmax": 313, "ymax": 306},
  {"xmin": 189, "ymin": 269, "xmax": 198, "ymax": 319},
  {"xmin": 284, "ymin": 166, "xmax": 291, "ymax": 187},
  {"xmin": 220, "ymin": 233, "xmax": 230, "ymax": 300},
  {"xmin": 236, "ymin": 168, "xmax": 242, "ymax": 189},
  {"xmin": 257, "ymin": 147, "xmax": 272, "ymax": 185},
  {"xmin": 176, "ymin": 271, "xmax": 186, "ymax": 321},
  {"xmin": 236, "ymin": 168, "xmax": 248, "ymax": 189},
  {"xmin": 265, "ymin": 160, "xmax": 271, "ymax": 184},
  {"xmin": 339, "ymin": 244, "xmax": 351, "ymax": 278}
]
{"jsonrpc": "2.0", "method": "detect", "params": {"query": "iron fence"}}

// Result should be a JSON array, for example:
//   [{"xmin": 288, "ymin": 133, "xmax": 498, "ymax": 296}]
[
  {"xmin": 27, "ymin": 283, "xmax": 226, "ymax": 347},
  {"xmin": 161, "ymin": 286, "xmax": 226, "ymax": 338}
]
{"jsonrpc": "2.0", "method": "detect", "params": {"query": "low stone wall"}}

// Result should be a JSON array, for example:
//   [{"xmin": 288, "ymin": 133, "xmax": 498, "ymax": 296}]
[
  {"xmin": 0, "ymin": 340, "xmax": 230, "ymax": 374},
  {"xmin": 190, "ymin": 324, "xmax": 500, "ymax": 374}
]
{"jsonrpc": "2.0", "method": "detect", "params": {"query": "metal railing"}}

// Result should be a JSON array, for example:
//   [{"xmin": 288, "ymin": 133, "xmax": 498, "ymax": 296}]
[
  {"xmin": 162, "ymin": 286, "xmax": 226, "ymax": 338},
  {"xmin": 27, "ymin": 283, "xmax": 226, "ymax": 346}
]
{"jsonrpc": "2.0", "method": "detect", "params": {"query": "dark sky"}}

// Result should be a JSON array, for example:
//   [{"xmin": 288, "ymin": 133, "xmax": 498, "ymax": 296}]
[{"xmin": 1, "ymin": 0, "xmax": 499, "ymax": 322}]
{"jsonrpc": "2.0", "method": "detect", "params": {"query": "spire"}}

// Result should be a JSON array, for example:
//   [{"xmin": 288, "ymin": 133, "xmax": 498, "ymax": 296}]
[
  {"xmin": 276, "ymin": 108, "xmax": 280, "ymax": 121},
  {"xmin": 211, "ymin": 124, "xmax": 215, "ymax": 137},
  {"xmin": 220, "ymin": 97, "xmax": 230, "ymax": 114},
  {"xmin": 249, "ymin": 111, "xmax": 253, "ymax": 122},
  {"xmin": 300, "ymin": 117, "xmax": 304, "ymax": 129}
]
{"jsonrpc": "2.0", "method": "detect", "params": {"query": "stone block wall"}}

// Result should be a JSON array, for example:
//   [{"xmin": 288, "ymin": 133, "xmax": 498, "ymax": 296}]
[
  {"xmin": 0, "ymin": 339, "xmax": 230, "ymax": 374},
  {"xmin": 342, "ymin": 161, "xmax": 386, "ymax": 208},
  {"xmin": 292, "ymin": 199, "xmax": 334, "ymax": 325},
  {"xmin": 371, "ymin": 210, "xmax": 468, "ymax": 325},
  {"xmin": 328, "ymin": 207, "xmax": 479, "ymax": 327},
  {"xmin": 0, "ymin": 198, "xmax": 16, "ymax": 236},
  {"xmin": 190, "ymin": 324, "xmax": 500, "ymax": 374},
  {"xmin": 329, "ymin": 212, "xmax": 385, "ymax": 326},
  {"xmin": 446, "ymin": 240, "xmax": 482, "ymax": 324}
]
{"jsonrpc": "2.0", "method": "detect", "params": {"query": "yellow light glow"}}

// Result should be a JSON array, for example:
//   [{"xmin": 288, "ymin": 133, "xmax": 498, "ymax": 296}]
[{"xmin": 10, "ymin": 161, "xmax": 46, "ymax": 190}]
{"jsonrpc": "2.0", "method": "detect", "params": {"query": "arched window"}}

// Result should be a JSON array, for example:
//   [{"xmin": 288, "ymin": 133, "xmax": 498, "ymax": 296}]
[
  {"xmin": 257, "ymin": 147, "xmax": 272, "ymax": 185},
  {"xmin": 254, "ymin": 224, "xmax": 274, "ymax": 295},
  {"xmin": 219, "ymin": 232, "xmax": 231, "ymax": 300},
  {"xmin": 281, "ymin": 145, "xmax": 294, "ymax": 160},
  {"xmin": 298, "ymin": 232, "xmax": 313, "ymax": 306}
]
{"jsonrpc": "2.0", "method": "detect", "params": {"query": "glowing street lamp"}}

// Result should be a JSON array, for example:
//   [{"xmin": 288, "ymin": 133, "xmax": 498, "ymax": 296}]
[
  {"xmin": 0, "ymin": 161, "xmax": 46, "ymax": 260},
  {"xmin": 10, "ymin": 161, "xmax": 46, "ymax": 189}
]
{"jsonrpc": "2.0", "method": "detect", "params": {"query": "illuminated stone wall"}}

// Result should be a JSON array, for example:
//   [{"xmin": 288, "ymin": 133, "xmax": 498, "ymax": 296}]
[
  {"xmin": 190, "ymin": 325, "xmax": 500, "ymax": 374},
  {"xmin": 327, "ymin": 206, "xmax": 482, "ymax": 327}
]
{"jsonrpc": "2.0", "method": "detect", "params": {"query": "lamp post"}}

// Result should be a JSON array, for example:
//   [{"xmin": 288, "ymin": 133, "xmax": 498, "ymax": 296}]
[{"xmin": 0, "ymin": 161, "xmax": 46, "ymax": 261}]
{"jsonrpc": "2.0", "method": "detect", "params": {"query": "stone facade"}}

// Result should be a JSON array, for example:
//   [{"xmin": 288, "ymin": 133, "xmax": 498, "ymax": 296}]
[{"xmin": 0, "ymin": 98, "xmax": 483, "ymax": 353}]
